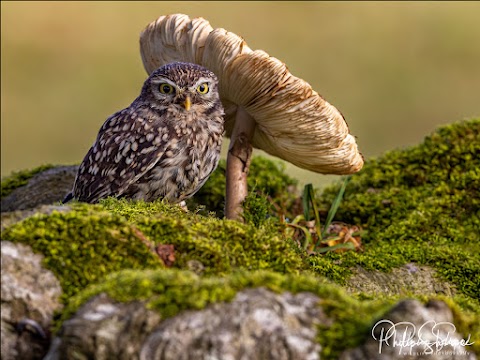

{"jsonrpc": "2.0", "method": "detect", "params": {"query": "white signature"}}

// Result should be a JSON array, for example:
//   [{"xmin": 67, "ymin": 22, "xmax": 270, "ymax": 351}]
[{"xmin": 371, "ymin": 320, "xmax": 474, "ymax": 355}]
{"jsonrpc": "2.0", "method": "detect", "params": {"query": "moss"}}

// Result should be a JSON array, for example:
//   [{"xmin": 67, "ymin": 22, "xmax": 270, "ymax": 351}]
[
  {"xmin": 98, "ymin": 197, "xmax": 192, "ymax": 222},
  {"xmin": 97, "ymin": 197, "xmax": 307, "ymax": 276},
  {"xmin": 442, "ymin": 295, "xmax": 480, "ymax": 354},
  {"xmin": 0, "ymin": 203, "xmax": 164, "ymax": 302},
  {"xmin": 314, "ymin": 119, "xmax": 480, "ymax": 301},
  {"xmin": 242, "ymin": 190, "xmax": 274, "ymax": 227},
  {"xmin": 317, "ymin": 293, "xmax": 395, "ymax": 359},
  {"xmin": 137, "ymin": 211, "xmax": 305, "ymax": 276},
  {"xmin": 247, "ymin": 156, "xmax": 299, "ymax": 196},
  {"xmin": 63, "ymin": 269, "xmax": 308, "ymax": 321},
  {"xmin": 188, "ymin": 156, "xmax": 299, "ymax": 217},
  {"xmin": 1, "ymin": 198, "xmax": 307, "ymax": 302},
  {"xmin": 1, "ymin": 164, "xmax": 55, "ymax": 198}
]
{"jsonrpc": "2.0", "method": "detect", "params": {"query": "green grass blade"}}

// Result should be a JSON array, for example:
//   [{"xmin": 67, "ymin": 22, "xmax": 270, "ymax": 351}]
[
  {"xmin": 302, "ymin": 184, "xmax": 313, "ymax": 221},
  {"xmin": 303, "ymin": 184, "xmax": 323, "ymax": 240},
  {"xmin": 321, "ymin": 176, "xmax": 351, "ymax": 239},
  {"xmin": 310, "ymin": 186, "xmax": 323, "ymax": 240}
]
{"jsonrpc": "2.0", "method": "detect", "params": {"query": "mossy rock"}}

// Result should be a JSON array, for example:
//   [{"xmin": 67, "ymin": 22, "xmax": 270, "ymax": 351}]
[
  {"xmin": 312, "ymin": 118, "xmax": 480, "ymax": 302},
  {"xmin": 60, "ymin": 268, "xmax": 479, "ymax": 359},
  {"xmin": 1, "ymin": 164, "xmax": 56, "ymax": 199},
  {"xmin": 55, "ymin": 268, "xmax": 395, "ymax": 358},
  {"xmin": 0, "ymin": 203, "xmax": 164, "ymax": 302},
  {"xmin": 1, "ymin": 199, "xmax": 306, "ymax": 304},
  {"xmin": 0, "ymin": 165, "xmax": 77, "ymax": 212}
]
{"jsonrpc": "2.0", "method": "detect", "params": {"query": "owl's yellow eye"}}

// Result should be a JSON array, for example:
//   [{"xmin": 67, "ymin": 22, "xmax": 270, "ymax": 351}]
[
  {"xmin": 159, "ymin": 83, "xmax": 175, "ymax": 94},
  {"xmin": 196, "ymin": 83, "xmax": 209, "ymax": 94}
]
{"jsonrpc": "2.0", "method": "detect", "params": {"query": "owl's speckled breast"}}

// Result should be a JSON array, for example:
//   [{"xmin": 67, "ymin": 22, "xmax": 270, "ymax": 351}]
[{"xmin": 127, "ymin": 109, "xmax": 224, "ymax": 203}]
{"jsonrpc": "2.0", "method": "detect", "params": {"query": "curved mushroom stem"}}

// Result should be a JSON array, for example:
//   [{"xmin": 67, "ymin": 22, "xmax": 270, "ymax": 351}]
[{"xmin": 225, "ymin": 106, "xmax": 256, "ymax": 221}]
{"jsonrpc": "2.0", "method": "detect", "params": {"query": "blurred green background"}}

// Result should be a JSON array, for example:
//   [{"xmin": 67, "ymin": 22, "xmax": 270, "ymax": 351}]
[{"xmin": 2, "ymin": 1, "xmax": 479, "ymax": 189}]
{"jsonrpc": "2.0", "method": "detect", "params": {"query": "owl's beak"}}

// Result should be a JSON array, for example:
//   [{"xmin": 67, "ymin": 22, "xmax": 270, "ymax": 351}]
[{"xmin": 184, "ymin": 96, "xmax": 191, "ymax": 111}]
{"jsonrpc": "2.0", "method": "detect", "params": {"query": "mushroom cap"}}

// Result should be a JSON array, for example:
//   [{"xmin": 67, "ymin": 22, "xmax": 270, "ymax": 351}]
[
  {"xmin": 140, "ymin": 14, "xmax": 363, "ymax": 174},
  {"xmin": 140, "ymin": 14, "xmax": 214, "ymax": 70}
]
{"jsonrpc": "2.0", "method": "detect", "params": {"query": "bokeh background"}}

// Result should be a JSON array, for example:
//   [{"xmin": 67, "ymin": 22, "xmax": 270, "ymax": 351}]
[{"xmin": 2, "ymin": 1, "xmax": 479, "ymax": 188}]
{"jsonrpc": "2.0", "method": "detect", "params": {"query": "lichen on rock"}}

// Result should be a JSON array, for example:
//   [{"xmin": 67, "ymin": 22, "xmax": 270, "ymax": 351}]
[{"xmin": 1, "ymin": 241, "xmax": 63, "ymax": 360}]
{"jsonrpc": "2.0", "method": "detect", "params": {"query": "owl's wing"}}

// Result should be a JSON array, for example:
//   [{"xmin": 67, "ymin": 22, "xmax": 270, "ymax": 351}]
[{"xmin": 73, "ymin": 107, "xmax": 170, "ymax": 203}]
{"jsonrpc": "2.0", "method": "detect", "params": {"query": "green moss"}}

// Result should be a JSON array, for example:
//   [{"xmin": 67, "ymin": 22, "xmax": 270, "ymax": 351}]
[
  {"xmin": 247, "ymin": 156, "xmax": 299, "ymax": 196},
  {"xmin": 313, "ymin": 119, "xmax": 480, "ymax": 301},
  {"xmin": 242, "ymin": 190, "xmax": 274, "ymax": 227},
  {"xmin": 317, "ymin": 294, "xmax": 395, "ymax": 359},
  {"xmin": 1, "ymin": 164, "xmax": 55, "ymax": 198},
  {"xmin": 98, "ymin": 197, "xmax": 192, "ymax": 222},
  {"xmin": 442, "ymin": 294, "xmax": 480, "ymax": 353},
  {"xmin": 0, "ymin": 203, "xmax": 164, "ymax": 302},
  {"xmin": 1, "ymin": 198, "xmax": 306, "ymax": 302},
  {"xmin": 188, "ymin": 156, "xmax": 299, "ymax": 217},
  {"xmin": 137, "ymin": 212, "xmax": 305, "ymax": 276},
  {"xmin": 98, "ymin": 197, "xmax": 306, "ymax": 276}
]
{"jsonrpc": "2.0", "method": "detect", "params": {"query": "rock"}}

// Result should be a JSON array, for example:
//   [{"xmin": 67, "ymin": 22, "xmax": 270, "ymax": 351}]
[
  {"xmin": 141, "ymin": 287, "xmax": 324, "ymax": 360},
  {"xmin": 1, "ymin": 241, "xmax": 63, "ymax": 360},
  {"xmin": 1, "ymin": 165, "xmax": 77, "ymax": 212},
  {"xmin": 44, "ymin": 293, "xmax": 162, "ymax": 360},
  {"xmin": 345, "ymin": 264, "xmax": 456, "ymax": 297},
  {"xmin": 44, "ymin": 288, "xmax": 324, "ymax": 360},
  {"xmin": 340, "ymin": 299, "xmax": 477, "ymax": 360}
]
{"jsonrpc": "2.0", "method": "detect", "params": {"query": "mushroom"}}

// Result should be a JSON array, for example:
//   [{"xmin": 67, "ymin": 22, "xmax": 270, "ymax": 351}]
[{"xmin": 140, "ymin": 14, "xmax": 364, "ymax": 221}]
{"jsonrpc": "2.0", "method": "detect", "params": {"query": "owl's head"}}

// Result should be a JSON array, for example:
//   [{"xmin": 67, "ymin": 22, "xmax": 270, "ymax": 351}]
[{"xmin": 142, "ymin": 62, "xmax": 221, "ymax": 113}]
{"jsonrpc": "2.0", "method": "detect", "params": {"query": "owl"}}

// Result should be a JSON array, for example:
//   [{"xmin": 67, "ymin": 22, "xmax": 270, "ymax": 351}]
[{"xmin": 63, "ymin": 62, "xmax": 225, "ymax": 204}]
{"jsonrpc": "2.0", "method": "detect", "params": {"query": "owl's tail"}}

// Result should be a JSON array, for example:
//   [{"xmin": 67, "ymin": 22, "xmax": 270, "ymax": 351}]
[{"xmin": 62, "ymin": 192, "xmax": 74, "ymax": 204}]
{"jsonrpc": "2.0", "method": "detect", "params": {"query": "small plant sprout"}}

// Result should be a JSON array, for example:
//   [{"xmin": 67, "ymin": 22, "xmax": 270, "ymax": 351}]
[{"xmin": 285, "ymin": 177, "xmax": 362, "ymax": 254}]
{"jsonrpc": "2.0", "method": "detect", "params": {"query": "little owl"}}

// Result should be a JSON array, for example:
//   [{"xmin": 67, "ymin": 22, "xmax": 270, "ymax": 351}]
[{"xmin": 63, "ymin": 62, "xmax": 225, "ymax": 204}]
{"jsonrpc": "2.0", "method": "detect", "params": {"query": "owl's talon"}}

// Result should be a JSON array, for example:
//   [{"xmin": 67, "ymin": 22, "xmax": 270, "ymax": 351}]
[{"xmin": 178, "ymin": 201, "xmax": 188, "ymax": 212}]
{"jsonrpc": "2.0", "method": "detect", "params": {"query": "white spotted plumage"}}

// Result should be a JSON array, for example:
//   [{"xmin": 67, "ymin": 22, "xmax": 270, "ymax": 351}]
[{"xmin": 64, "ymin": 62, "xmax": 225, "ymax": 204}]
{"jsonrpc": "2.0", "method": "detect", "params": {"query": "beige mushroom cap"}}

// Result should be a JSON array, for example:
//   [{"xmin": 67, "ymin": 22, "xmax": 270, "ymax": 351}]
[
  {"xmin": 140, "ymin": 14, "xmax": 214, "ymax": 70},
  {"xmin": 140, "ymin": 14, "xmax": 364, "ymax": 175}
]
